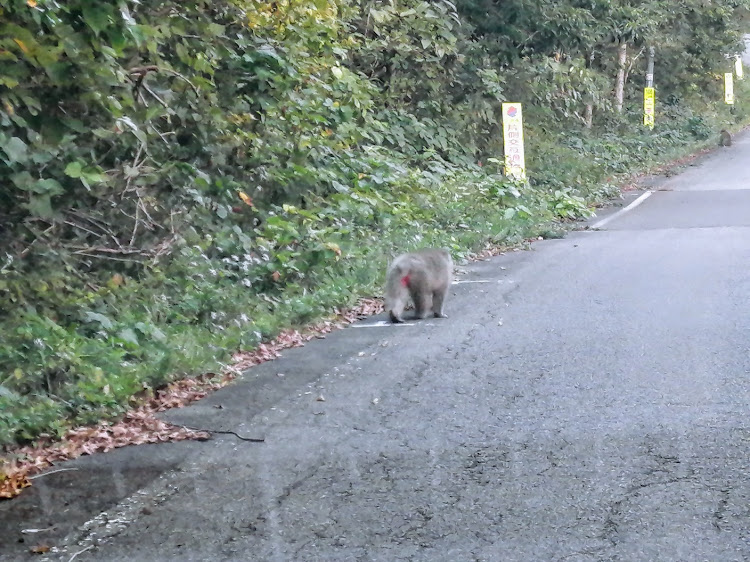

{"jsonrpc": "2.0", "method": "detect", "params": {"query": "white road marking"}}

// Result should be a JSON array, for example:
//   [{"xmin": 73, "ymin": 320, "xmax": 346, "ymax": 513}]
[
  {"xmin": 590, "ymin": 190, "xmax": 653, "ymax": 229},
  {"xmin": 359, "ymin": 280, "xmax": 505, "ymax": 329},
  {"xmin": 351, "ymin": 321, "xmax": 416, "ymax": 328}
]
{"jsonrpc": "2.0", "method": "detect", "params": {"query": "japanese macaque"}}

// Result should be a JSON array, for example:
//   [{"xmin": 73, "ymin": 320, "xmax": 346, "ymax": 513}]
[
  {"xmin": 385, "ymin": 248, "xmax": 453, "ymax": 323},
  {"xmin": 719, "ymin": 129, "xmax": 732, "ymax": 147}
]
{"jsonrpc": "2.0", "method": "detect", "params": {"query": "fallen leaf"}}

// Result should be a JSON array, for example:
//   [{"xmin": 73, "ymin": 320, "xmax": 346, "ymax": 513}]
[
  {"xmin": 0, "ymin": 472, "xmax": 31, "ymax": 500},
  {"xmin": 13, "ymin": 39, "xmax": 31, "ymax": 55},
  {"xmin": 238, "ymin": 191, "xmax": 253, "ymax": 206}
]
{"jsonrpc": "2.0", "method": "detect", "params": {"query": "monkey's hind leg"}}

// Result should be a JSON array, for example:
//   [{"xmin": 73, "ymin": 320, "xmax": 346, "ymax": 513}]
[
  {"xmin": 389, "ymin": 309, "xmax": 405, "ymax": 323},
  {"xmin": 431, "ymin": 286, "xmax": 449, "ymax": 319},
  {"xmin": 410, "ymin": 287, "xmax": 432, "ymax": 319}
]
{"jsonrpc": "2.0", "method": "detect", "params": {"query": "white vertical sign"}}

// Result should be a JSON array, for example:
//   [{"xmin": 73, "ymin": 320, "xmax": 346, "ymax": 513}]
[
  {"xmin": 725, "ymin": 72, "xmax": 735, "ymax": 104},
  {"xmin": 502, "ymin": 103, "xmax": 526, "ymax": 180}
]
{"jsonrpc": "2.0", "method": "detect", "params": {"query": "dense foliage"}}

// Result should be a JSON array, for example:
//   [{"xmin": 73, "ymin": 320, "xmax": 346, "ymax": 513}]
[{"xmin": 1, "ymin": 0, "xmax": 748, "ymax": 446}]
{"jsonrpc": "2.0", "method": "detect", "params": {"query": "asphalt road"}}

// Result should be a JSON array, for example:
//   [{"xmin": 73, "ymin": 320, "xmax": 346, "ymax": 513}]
[{"xmin": 3, "ymin": 134, "xmax": 750, "ymax": 561}]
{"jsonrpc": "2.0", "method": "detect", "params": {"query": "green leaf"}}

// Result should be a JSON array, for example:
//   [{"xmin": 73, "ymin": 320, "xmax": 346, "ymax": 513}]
[
  {"xmin": 82, "ymin": 4, "xmax": 113, "ymax": 36},
  {"xmin": 136, "ymin": 322, "xmax": 167, "ymax": 343},
  {"xmin": 1, "ymin": 137, "xmax": 28, "ymax": 163},
  {"xmin": 118, "ymin": 328, "xmax": 139, "ymax": 346},
  {"xmin": 64, "ymin": 161, "xmax": 83, "ymax": 178},
  {"xmin": 42, "ymin": 61, "xmax": 70, "ymax": 82},
  {"xmin": 0, "ymin": 76, "xmax": 19, "ymax": 88},
  {"xmin": 11, "ymin": 171, "xmax": 33, "ymax": 191},
  {"xmin": 0, "ymin": 385, "xmax": 20, "ymax": 399},
  {"xmin": 24, "ymin": 194, "xmax": 54, "ymax": 218},
  {"xmin": 83, "ymin": 311, "xmax": 114, "ymax": 330},
  {"xmin": 32, "ymin": 178, "xmax": 64, "ymax": 195},
  {"xmin": 0, "ymin": 49, "xmax": 18, "ymax": 62},
  {"xmin": 207, "ymin": 23, "xmax": 225, "ymax": 37},
  {"xmin": 370, "ymin": 9, "xmax": 386, "ymax": 23},
  {"xmin": 150, "ymin": 326, "xmax": 166, "ymax": 342},
  {"xmin": 81, "ymin": 167, "xmax": 106, "ymax": 185}
]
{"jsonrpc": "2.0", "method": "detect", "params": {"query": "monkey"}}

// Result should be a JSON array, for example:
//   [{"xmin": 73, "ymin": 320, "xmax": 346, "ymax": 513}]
[
  {"xmin": 719, "ymin": 129, "xmax": 732, "ymax": 147},
  {"xmin": 384, "ymin": 248, "xmax": 453, "ymax": 323}
]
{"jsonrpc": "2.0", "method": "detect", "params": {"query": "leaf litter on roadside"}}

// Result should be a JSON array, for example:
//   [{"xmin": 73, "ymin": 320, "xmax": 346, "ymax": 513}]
[{"xmin": 0, "ymin": 297, "xmax": 384, "ymax": 500}]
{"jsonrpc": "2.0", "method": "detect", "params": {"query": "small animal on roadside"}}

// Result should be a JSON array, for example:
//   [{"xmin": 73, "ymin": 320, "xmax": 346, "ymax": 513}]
[
  {"xmin": 719, "ymin": 129, "xmax": 732, "ymax": 147},
  {"xmin": 384, "ymin": 248, "xmax": 453, "ymax": 323}
]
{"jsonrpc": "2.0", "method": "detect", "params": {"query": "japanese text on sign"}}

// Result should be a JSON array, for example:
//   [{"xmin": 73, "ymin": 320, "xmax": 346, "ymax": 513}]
[
  {"xmin": 502, "ymin": 103, "xmax": 526, "ymax": 180},
  {"xmin": 643, "ymin": 87, "xmax": 655, "ymax": 129}
]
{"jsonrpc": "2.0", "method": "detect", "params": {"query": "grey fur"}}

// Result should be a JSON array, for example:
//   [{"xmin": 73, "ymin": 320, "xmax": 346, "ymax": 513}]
[
  {"xmin": 719, "ymin": 129, "xmax": 732, "ymax": 147},
  {"xmin": 384, "ymin": 248, "xmax": 453, "ymax": 323}
]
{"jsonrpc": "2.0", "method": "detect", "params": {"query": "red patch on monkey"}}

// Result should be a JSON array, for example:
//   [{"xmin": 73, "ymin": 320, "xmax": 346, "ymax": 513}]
[{"xmin": 400, "ymin": 274, "xmax": 410, "ymax": 287}]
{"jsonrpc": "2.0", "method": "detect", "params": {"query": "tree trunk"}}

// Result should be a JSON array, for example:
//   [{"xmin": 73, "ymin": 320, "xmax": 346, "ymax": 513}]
[
  {"xmin": 615, "ymin": 42, "xmax": 627, "ymax": 113},
  {"xmin": 584, "ymin": 50, "xmax": 595, "ymax": 128},
  {"xmin": 584, "ymin": 104, "xmax": 593, "ymax": 128}
]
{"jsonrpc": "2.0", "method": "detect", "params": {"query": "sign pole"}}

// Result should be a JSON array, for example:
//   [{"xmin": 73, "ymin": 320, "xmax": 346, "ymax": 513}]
[{"xmin": 643, "ymin": 47, "xmax": 655, "ymax": 129}]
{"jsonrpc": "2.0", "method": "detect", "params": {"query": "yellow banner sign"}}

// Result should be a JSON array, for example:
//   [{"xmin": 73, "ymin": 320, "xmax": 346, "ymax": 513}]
[
  {"xmin": 725, "ymin": 72, "xmax": 735, "ymax": 104},
  {"xmin": 502, "ymin": 102, "xmax": 526, "ymax": 180},
  {"xmin": 643, "ymin": 87, "xmax": 655, "ymax": 129}
]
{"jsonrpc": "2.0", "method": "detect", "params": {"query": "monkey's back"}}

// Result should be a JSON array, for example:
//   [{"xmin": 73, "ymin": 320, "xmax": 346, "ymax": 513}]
[{"xmin": 388, "ymin": 249, "xmax": 452, "ymax": 290}]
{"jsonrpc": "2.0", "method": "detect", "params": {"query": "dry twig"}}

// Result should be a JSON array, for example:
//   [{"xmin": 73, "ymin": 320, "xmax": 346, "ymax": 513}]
[
  {"xmin": 178, "ymin": 425, "xmax": 265, "ymax": 443},
  {"xmin": 68, "ymin": 545, "xmax": 94, "ymax": 562},
  {"xmin": 129, "ymin": 65, "xmax": 200, "ymax": 99},
  {"xmin": 28, "ymin": 467, "xmax": 79, "ymax": 480}
]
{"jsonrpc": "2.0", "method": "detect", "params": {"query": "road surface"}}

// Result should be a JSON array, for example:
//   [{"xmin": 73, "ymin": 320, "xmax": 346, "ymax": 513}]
[{"xmin": 2, "ymin": 134, "xmax": 750, "ymax": 561}]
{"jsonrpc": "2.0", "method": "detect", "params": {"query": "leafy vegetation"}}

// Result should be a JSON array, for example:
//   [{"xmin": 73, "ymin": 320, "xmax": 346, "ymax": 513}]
[{"xmin": 1, "ymin": 0, "xmax": 748, "ymax": 447}]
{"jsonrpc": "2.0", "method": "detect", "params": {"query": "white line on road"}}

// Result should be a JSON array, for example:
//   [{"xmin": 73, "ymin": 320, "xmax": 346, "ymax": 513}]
[
  {"xmin": 452, "ymin": 280, "xmax": 494, "ymax": 284},
  {"xmin": 351, "ymin": 321, "xmax": 416, "ymax": 328},
  {"xmin": 590, "ymin": 190, "xmax": 653, "ymax": 229}
]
